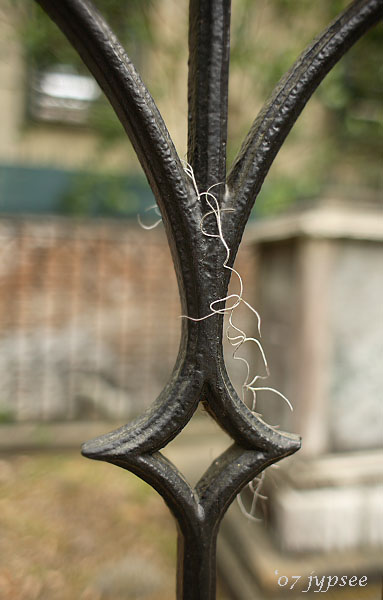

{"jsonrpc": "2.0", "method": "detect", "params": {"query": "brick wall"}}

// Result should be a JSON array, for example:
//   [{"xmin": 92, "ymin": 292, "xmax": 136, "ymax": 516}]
[{"xmin": 0, "ymin": 216, "xmax": 256, "ymax": 422}]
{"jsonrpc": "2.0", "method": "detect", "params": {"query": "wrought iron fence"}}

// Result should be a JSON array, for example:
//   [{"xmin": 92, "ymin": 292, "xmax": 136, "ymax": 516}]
[
  {"xmin": 31, "ymin": 0, "xmax": 383, "ymax": 598},
  {"xmin": 0, "ymin": 216, "xmax": 253, "ymax": 424}
]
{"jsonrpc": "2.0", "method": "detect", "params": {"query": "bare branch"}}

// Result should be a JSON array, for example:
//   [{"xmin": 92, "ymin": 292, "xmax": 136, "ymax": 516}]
[{"xmin": 226, "ymin": 0, "xmax": 383, "ymax": 235}]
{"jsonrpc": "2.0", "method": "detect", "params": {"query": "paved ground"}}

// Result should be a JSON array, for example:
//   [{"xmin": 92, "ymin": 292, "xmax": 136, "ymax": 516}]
[
  {"xmin": 0, "ymin": 417, "xmax": 230, "ymax": 600},
  {"xmin": 1, "ymin": 419, "xmax": 381, "ymax": 600}
]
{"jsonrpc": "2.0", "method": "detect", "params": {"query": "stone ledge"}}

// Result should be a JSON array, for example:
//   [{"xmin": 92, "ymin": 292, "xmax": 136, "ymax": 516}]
[{"xmin": 245, "ymin": 202, "xmax": 383, "ymax": 243}]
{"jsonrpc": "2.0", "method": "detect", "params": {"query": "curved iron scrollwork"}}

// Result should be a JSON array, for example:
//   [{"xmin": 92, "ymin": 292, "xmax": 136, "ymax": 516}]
[{"xmin": 34, "ymin": 0, "xmax": 382, "ymax": 598}]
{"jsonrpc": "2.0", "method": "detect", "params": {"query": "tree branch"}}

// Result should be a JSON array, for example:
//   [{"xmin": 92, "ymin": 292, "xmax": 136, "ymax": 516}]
[{"xmin": 225, "ymin": 0, "xmax": 383, "ymax": 241}]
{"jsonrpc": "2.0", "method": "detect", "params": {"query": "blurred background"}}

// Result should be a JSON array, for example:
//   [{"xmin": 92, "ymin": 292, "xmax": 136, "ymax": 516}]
[{"xmin": 0, "ymin": 0, "xmax": 382, "ymax": 598}]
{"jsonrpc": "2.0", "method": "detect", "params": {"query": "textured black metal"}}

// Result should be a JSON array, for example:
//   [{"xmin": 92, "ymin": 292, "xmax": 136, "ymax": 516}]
[
  {"xmin": 33, "ymin": 0, "xmax": 383, "ymax": 598},
  {"xmin": 188, "ymin": 0, "xmax": 231, "ymax": 196}
]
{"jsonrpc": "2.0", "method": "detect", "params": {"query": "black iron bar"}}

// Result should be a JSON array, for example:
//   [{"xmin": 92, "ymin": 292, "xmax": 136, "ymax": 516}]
[{"xmin": 188, "ymin": 0, "xmax": 231, "ymax": 197}]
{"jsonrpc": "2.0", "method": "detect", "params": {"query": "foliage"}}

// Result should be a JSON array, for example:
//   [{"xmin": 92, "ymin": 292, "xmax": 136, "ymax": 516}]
[
  {"xmin": 59, "ymin": 170, "xmax": 143, "ymax": 217},
  {"xmin": 0, "ymin": 408, "xmax": 15, "ymax": 423},
  {"xmin": 230, "ymin": 0, "xmax": 382, "ymax": 207},
  {"xmin": 17, "ymin": 0, "xmax": 382, "ymax": 215},
  {"xmin": 21, "ymin": 0, "xmax": 154, "ymax": 71},
  {"xmin": 20, "ymin": 0, "xmax": 154, "ymax": 145}
]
